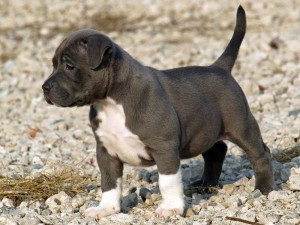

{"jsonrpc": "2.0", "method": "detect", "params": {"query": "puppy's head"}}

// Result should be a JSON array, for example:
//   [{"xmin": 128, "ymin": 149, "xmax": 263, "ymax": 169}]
[{"xmin": 42, "ymin": 29, "xmax": 113, "ymax": 107}]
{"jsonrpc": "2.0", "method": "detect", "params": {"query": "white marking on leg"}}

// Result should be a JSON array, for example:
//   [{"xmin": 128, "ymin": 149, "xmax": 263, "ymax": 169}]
[
  {"xmin": 85, "ymin": 178, "xmax": 122, "ymax": 219},
  {"xmin": 156, "ymin": 168, "xmax": 184, "ymax": 217}
]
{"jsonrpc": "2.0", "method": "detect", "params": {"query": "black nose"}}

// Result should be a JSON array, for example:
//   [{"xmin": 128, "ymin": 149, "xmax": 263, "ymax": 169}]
[{"xmin": 42, "ymin": 82, "xmax": 52, "ymax": 93}]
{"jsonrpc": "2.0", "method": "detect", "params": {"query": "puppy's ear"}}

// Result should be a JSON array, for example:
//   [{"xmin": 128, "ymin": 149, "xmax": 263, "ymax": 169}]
[{"xmin": 80, "ymin": 35, "xmax": 112, "ymax": 69}]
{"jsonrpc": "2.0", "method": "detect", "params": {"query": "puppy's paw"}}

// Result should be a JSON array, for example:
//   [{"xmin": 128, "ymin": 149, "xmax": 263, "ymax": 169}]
[
  {"xmin": 155, "ymin": 204, "xmax": 183, "ymax": 218},
  {"xmin": 84, "ymin": 204, "xmax": 120, "ymax": 220},
  {"xmin": 155, "ymin": 198, "xmax": 184, "ymax": 218}
]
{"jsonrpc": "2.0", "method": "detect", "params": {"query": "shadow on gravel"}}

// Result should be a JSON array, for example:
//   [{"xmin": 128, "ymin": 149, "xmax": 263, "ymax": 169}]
[{"xmin": 122, "ymin": 153, "xmax": 281, "ymax": 214}]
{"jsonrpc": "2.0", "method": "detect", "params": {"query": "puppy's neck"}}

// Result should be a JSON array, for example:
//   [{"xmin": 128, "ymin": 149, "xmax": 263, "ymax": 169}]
[{"xmin": 105, "ymin": 45, "xmax": 155, "ymax": 101}]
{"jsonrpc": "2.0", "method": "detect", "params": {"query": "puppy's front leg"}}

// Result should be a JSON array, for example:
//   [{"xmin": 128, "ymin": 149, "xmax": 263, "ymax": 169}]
[
  {"xmin": 153, "ymin": 150, "xmax": 184, "ymax": 217},
  {"xmin": 85, "ymin": 146, "xmax": 123, "ymax": 220}
]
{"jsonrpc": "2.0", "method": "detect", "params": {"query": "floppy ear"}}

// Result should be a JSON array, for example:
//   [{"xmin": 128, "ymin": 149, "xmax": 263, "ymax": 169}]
[{"xmin": 80, "ymin": 34, "xmax": 112, "ymax": 69}]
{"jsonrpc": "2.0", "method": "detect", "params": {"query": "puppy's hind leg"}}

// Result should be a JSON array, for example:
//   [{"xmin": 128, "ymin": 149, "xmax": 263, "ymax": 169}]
[
  {"xmin": 229, "ymin": 115, "xmax": 276, "ymax": 194},
  {"xmin": 190, "ymin": 141, "xmax": 227, "ymax": 188}
]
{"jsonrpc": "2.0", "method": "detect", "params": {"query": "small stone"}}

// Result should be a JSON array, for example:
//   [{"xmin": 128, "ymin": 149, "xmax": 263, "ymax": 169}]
[
  {"xmin": 238, "ymin": 195, "xmax": 248, "ymax": 204},
  {"xmin": 150, "ymin": 171, "xmax": 159, "ymax": 183},
  {"xmin": 39, "ymin": 28, "xmax": 50, "ymax": 36},
  {"xmin": 33, "ymin": 164, "xmax": 44, "ymax": 170},
  {"xmin": 239, "ymin": 210, "xmax": 257, "ymax": 223},
  {"xmin": 19, "ymin": 201, "xmax": 28, "ymax": 209},
  {"xmin": 226, "ymin": 195, "xmax": 242, "ymax": 207},
  {"xmin": 280, "ymin": 169, "xmax": 291, "ymax": 182},
  {"xmin": 150, "ymin": 193, "xmax": 161, "ymax": 202},
  {"xmin": 45, "ymin": 191, "xmax": 73, "ymax": 213},
  {"xmin": 268, "ymin": 190, "xmax": 295, "ymax": 202},
  {"xmin": 145, "ymin": 198, "xmax": 153, "ymax": 206},
  {"xmin": 182, "ymin": 167, "xmax": 191, "ymax": 183},
  {"xmin": 0, "ymin": 216, "xmax": 18, "ymax": 225},
  {"xmin": 73, "ymin": 129, "xmax": 84, "ymax": 139},
  {"xmin": 269, "ymin": 37, "xmax": 282, "ymax": 50},
  {"xmin": 19, "ymin": 215, "xmax": 41, "ymax": 225},
  {"xmin": 3, "ymin": 60, "xmax": 16, "ymax": 74},
  {"xmin": 32, "ymin": 156, "xmax": 44, "ymax": 166},
  {"xmin": 291, "ymin": 156, "xmax": 300, "ymax": 165},
  {"xmin": 87, "ymin": 201, "xmax": 99, "ymax": 208},
  {"xmin": 121, "ymin": 193, "xmax": 138, "ymax": 210},
  {"xmin": 223, "ymin": 184, "xmax": 237, "ymax": 194},
  {"xmin": 233, "ymin": 177, "xmax": 249, "ymax": 186},
  {"xmin": 288, "ymin": 109, "xmax": 300, "ymax": 117},
  {"xmin": 2, "ymin": 198, "xmax": 14, "ymax": 208},
  {"xmin": 100, "ymin": 213, "xmax": 137, "ymax": 224},
  {"xmin": 281, "ymin": 213, "xmax": 300, "ymax": 224},
  {"xmin": 150, "ymin": 186, "xmax": 160, "ymax": 194},
  {"xmin": 287, "ymin": 167, "xmax": 300, "ymax": 190},
  {"xmin": 256, "ymin": 211, "xmax": 278, "ymax": 224},
  {"xmin": 185, "ymin": 208, "xmax": 195, "ymax": 217},
  {"xmin": 192, "ymin": 193, "xmax": 202, "ymax": 205},
  {"xmin": 139, "ymin": 187, "xmax": 152, "ymax": 201},
  {"xmin": 192, "ymin": 222, "xmax": 210, "ymax": 225},
  {"xmin": 85, "ymin": 184, "xmax": 100, "ymax": 192},
  {"xmin": 41, "ymin": 209, "xmax": 52, "ymax": 216},
  {"xmin": 71, "ymin": 196, "xmax": 86, "ymax": 209},
  {"xmin": 251, "ymin": 189, "xmax": 262, "ymax": 198},
  {"xmin": 128, "ymin": 186, "xmax": 137, "ymax": 194},
  {"xmin": 258, "ymin": 93, "xmax": 274, "ymax": 105},
  {"xmin": 3, "ymin": 209, "xmax": 26, "ymax": 217},
  {"xmin": 198, "ymin": 210, "xmax": 214, "ymax": 219},
  {"xmin": 139, "ymin": 169, "xmax": 151, "ymax": 182}
]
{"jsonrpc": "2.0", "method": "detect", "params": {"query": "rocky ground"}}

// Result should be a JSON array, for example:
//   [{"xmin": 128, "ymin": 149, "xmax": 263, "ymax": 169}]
[{"xmin": 0, "ymin": 0, "xmax": 300, "ymax": 224}]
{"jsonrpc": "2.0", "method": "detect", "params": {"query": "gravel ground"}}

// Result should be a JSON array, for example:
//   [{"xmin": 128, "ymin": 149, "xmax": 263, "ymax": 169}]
[{"xmin": 1, "ymin": 0, "xmax": 300, "ymax": 224}]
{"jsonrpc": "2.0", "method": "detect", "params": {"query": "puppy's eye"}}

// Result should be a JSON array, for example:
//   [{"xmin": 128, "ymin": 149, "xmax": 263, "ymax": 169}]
[
  {"xmin": 80, "ymin": 39, "xmax": 87, "ymax": 45},
  {"xmin": 65, "ymin": 64, "xmax": 74, "ymax": 71}
]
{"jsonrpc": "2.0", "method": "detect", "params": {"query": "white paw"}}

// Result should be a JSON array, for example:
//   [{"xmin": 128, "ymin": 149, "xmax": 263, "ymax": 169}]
[
  {"xmin": 156, "ymin": 169, "xmax": 184, "ymax": 218},
  {"xmin": 84, "ymin": 204, "xmax": 120, "ymax": 220},
  {"xmin": 155, "ymin": 202, "xmax": 183, "ymax": 218},
  {"xmin": 85, "ymin": 178, "xmax": 122, "ymax": 220}
]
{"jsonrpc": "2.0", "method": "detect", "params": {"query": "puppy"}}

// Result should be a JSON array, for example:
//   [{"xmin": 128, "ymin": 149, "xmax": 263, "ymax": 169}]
[{"xmin": 42, "ymin": 6, "xmax": 275, "ymax": 219}]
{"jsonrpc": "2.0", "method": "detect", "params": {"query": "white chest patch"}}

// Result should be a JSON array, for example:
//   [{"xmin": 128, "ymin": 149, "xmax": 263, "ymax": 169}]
[{"xmin": 93, "ymin": 97, "xmax": 151, "ymax": 166}]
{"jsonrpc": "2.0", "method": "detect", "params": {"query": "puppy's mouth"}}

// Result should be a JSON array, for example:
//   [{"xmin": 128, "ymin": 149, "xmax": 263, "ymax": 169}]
[
  {"xmin": 43, "ymin": 93, "xmax": 54, "ymax": 105},
  {"xmin": 43, "ymin": 92, "xmax": 91, "ymax": 107}
]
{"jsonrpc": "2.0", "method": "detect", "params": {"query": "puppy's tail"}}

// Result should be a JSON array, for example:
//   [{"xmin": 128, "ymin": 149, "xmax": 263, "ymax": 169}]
[{"xmin": 213, "ymin": 5, "xmax": 246, "ymax": 73}]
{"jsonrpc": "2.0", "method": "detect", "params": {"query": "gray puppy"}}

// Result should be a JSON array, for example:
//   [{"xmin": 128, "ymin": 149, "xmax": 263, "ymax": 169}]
[{"xmin": 42, "ymin": 6, "xmax": 275, "ymax": 219}]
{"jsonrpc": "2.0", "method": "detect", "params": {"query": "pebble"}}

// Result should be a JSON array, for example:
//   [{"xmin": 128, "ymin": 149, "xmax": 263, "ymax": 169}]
[
  {"xmin": 0, "ymin": 217, "xmax": 18, "ymax": 225},
  {"xmin": 18, "ymin": 215, "xmax": 41, "ymax": 225},
  {"xmin": 268, "ymin": 190, "xmax": 295, "ymax": 202},
  {"xmin": 2, "ymin": 198, "xmax": 14, "ymax": 208},
  {"xmin": 45, "ymin": 191, "xmax": 73, "ymax": 213},
  {"xmin": 250, "ymin": 189, "xmax": 262, "ymax": 199},
  {"xmin": 121, "ymin": 193, "xmax": 138, "ymax": 212},
  {"xmin": 287, "ymin": 167, "xmax": 300, "ymax": 190},
  {"xmin": 139, "ymin": 187, "xmax": 152, "ymax": 201},
  {"xmin": 222, "ymin": 184, "xmax": 237, "ymax": 194},
  {"xmin": 185, "ymin": 208, "xmax": 196, "ymax": 217},
  {"xmin": 233, "ymin": 177, "xmax": 249, "ymax": 186},
  {"xmin": 2, "ymin": 209, "xmax": 26, "ymax": 217},
  {"xmin": 139, "ymin": 169, "xmax": 151, "ymax": 183},
  {"xmin": 149, "ymin": 171, "xmax": 159, "ymax": 183},
  {"xmin": 85, "ymin": 184, "xmax": 100, "ymax": 192}
]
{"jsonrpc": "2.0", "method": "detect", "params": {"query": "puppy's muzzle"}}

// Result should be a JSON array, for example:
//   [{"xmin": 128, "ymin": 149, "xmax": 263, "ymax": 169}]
[{"xmin": 42, "ymin": 81, "xmax": 54, "ymax": 105}]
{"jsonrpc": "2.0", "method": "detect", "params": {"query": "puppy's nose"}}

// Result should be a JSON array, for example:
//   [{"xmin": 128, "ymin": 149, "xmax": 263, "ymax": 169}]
[{"xmin": 42, "ymin": 82, "xmax": 52, "ymax": 93}]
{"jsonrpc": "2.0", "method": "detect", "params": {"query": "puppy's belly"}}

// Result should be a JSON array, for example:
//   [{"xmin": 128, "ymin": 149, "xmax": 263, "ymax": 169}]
[{"xmin": 94, "ymin": 98, "xmax": 152, "ymax": 166}]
